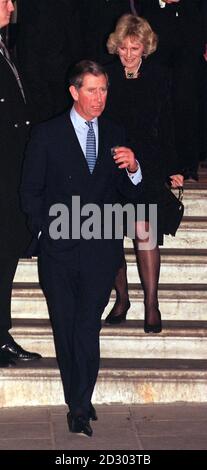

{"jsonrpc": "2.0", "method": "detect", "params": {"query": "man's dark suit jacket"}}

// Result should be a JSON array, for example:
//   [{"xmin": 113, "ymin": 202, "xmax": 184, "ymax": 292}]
[
  {"xmin": 0, "ymin": 48, "xmax": 32, "ymax": 257},
  {"xmin": 21, "ymin": 111, "xmax": 140, "ymax": 269}
]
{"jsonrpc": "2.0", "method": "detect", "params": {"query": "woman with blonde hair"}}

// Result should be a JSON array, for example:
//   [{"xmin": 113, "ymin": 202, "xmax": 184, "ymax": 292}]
[{"xmin": 104, "ymin": 14, "xmax": 183, "ymax": 332}]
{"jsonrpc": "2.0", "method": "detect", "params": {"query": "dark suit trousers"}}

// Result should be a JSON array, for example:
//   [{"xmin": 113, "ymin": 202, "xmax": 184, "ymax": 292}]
[
  {"xmin": 38, "ymin": 246, "xmax": 118, "ymax": 418},
  {"xmin": 0, "ymin": 257, "xmax": 19, "ymax": 345}
]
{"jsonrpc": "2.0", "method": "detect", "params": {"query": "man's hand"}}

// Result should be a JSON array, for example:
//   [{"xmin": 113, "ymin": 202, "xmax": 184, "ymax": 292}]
[
  {"xmin": 170, "ymin": 174, "xmax": 184, "ymax": 188},
  {"xmin": 113, "ymin": 146, "xmax": 138, "ymax": 172}
]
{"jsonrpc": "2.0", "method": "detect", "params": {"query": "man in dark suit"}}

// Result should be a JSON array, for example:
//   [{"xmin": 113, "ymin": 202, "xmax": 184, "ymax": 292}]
[
  {"xmin": 0, "ymin": 0, "xmax": 42, "ymax": 367},
  {"xmin": 137, "ymin": 0, "xmax": 204, "ymax": 180},
  {"xmin": 20, "ymin": 60, "xmax": 142, "ymax": 436}
]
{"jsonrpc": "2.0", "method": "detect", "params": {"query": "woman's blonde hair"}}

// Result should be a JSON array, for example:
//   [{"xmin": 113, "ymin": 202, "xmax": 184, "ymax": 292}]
[{"xmin": 107, "ymin": 14, "xmax": 158, "ymax": 58}]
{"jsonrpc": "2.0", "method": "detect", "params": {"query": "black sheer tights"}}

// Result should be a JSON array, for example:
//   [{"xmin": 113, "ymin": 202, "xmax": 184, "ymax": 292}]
[
  {"xmin": 112, "ymin": 222, "xmax": 161, "ymax": 326},
  {"xmin": 110, "ymin": 257, "xmax": 130, "ymax": 316},
  {"xmin": 133, "ymin": 238, "xmax": 161, "ymax": 326}
]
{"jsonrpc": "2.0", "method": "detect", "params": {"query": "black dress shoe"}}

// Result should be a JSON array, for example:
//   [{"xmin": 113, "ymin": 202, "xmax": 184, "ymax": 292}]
[
  {"xmin": 67, "ymin": 412, "xmax": 93, "ymax": 437},
  {"xmin": 0, "ymin": 340, "xmax": 42, "ymax": 361},
  {"xmin": 144, "ymin": 321, "xmax": 162, "ymax": 333},
  {"xmin": 105, "ymin": 301, "xmax": 130, "ymax": 324},
  {"xmin": 89, "ymin": 404, "xmax": 98, "ymax": 421},
  {"xmin": 0, "ymin": 350, "xmax": 16, "ymax": 367}
]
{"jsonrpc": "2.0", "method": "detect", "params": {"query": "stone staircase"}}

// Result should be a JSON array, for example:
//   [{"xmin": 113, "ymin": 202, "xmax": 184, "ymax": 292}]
[{"xmin": 1, "ymin": 168, "xmax": 207, "ymax": 407}]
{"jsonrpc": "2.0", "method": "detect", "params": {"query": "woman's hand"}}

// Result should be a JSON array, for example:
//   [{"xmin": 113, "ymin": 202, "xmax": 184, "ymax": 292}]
[
  {"xmin": 113, "ymin": 146, "xmax": 139, "ymax": 172},
  {"xmin": 170, "ymin": 174, "xmax": 184, "ymax": 188}
]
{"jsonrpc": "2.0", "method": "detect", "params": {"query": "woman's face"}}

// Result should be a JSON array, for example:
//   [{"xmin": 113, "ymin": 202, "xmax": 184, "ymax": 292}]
[{"xmin": 117, "ymin": 36, "xmax": 144, "ymax": 72}]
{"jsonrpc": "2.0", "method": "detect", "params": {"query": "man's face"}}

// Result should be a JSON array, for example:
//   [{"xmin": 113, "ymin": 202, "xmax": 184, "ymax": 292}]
[
  {"xmin": 70, "ymin": 73, "xmax": 108, "ymax": 121},
  {"xmin": 0, "ymin": 0, "xmax": 14, "ymax": 29}
]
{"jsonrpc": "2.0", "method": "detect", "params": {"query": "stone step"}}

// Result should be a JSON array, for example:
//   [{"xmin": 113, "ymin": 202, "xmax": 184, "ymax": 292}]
[
  {"xmin": 125, "ymin": 218, "xmax": 207, "ymax": 250},
  {"xmin": 11, "ymin": 319, "xmax": 207, "ymax": 361},
  {"xmin": 184, "ymin": 173, "xmax": 207, "ymax": 185},
  {"xmin": 101, "ymin": 321, "xmax": 207, "ymax": 360},
  {"xmin": 0, "ymin": 358, "xmax": 207, "ymax": 407},
  {"xmin": 105, "ymin": 283, "xmax": 207, "ymax": 322},
  {"xmin": 11, "ymin": 319, "xmax": 55, "ymax": 358},
  {"xmin": 11, "ymin": 282, "xmax": 207, "ymax": 321},
  {"xmin": 125, "ymin": 249, "xmax": 207, "ymax": 284},
  {"xmin": 198, "ymin": 160, "xmax": 207, "ymax": 172},
  {"xmin": 180, "ymin": 189, "xmax": 207, "ymax": 216},
  {"xmin": 165, "ymin": 218, "xmax": 207, "ymax": 249},
  {"xmin": 14, "ymin": 247, "xmax": 207, "ymax": 284}
]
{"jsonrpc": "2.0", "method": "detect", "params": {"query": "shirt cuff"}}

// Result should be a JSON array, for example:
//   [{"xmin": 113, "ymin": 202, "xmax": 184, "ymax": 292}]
[
  {"xmin": 126, "ymin": 161, "xmax": 142, "ymax": 185},
  {"xmin": 159, "ymin": 0, "xmax": 166, "ymax": 8}
]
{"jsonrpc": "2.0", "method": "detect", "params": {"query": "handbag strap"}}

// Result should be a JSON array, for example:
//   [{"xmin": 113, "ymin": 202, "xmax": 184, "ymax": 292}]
[
  {"xmin": 178, "ymin": 187, "xmax": 184, "ymax": 202},
  {"xmin": 165, "ymin": 182, "xmax": 184, "ymax": 202}
]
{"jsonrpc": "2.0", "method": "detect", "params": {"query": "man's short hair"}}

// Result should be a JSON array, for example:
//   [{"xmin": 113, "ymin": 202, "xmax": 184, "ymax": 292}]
[{"xmin": 67, "ymin": 60, "xmax": 109, "ymax": 89}]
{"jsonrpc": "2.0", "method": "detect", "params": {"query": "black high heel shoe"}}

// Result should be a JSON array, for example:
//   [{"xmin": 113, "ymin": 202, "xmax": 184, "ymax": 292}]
[
  {"xmin": 144, "ymin": 309, "xmax": 162, "ymax": 333},
  {"xmin": 105, "ymin": 301, "xmax": 130, "ymax": 324}
]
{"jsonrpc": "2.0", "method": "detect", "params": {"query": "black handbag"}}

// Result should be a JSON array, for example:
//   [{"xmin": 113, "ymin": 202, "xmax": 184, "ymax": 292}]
[{"xmin": 161, "ymin": 185, "xmax": 184, "ymax": 236}]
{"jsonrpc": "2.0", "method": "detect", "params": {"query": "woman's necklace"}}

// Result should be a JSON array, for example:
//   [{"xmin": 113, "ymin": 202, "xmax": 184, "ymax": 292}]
[{"xmin": 125, "ymin": 58, "xmax": 142, "ymax": 79}]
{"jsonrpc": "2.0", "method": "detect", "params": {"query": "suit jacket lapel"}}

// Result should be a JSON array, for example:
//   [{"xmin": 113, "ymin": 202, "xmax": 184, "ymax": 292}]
[
  {"xmin": 66, "ymin": 114, "xmax": 109, "ymax": 179},
  {"xmin": 61, "ymin": 113, "xmax": 91, "ymax": 177},
  {"xmin": 59, "ymin": 113, "xmax": 110, "ymax": 184},
  {"xmin": 67, "ymin": 115, "xmax": 109, "ymax": 178}
]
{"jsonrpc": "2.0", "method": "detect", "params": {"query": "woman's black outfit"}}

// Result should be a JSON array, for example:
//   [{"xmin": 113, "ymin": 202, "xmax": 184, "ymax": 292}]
[
  {"xmin": 104, "ymin": 58, "xmax": 182, "ymax": 331},
  {"xmin": 105, "ymin": 58, "xmax": 181, "ymax": 244}
]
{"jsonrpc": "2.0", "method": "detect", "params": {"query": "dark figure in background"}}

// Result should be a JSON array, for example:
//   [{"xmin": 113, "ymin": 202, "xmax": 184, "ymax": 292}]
[
  {"xmin": 80, "ymin": 0, "xmax": 139, "ymax": 64},
  {"xmin": 136, "ymin": 0, "xmax": 205, "ymax": 181},
  {"xmin": 16, "ymin": 0, "xmax": 83, "ymax": 122},
  {"xmin": 0, "ymin": 0, "xmax": 41, "ymax": 367},
  {"xmin": 203, "ymin": 0, "xmax": 207, "ymax": 65},
  {"xmin": 201, "ymin": 0, "xmax": 207, "ymax": 160},
  {"xmin": 104, "ymin": 14, "xmax": 183, "ymax": 331},
  {"xmin": 20, "ymin": 61, "xmax": 142, "ymax": 436}
]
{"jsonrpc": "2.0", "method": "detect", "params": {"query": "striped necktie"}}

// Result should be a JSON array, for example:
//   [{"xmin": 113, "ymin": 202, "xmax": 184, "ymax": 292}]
[
  {"xmin": 85, "ymin": 121, "xmax": 96, "ymax": 173},
  {"xmin": 0, "ymin": 37, "xmax": 26, "ymax": 102}
]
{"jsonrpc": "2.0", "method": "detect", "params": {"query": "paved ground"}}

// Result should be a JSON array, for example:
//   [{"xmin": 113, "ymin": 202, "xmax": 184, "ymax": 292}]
[{"xmin": 0, "ymin": 403, "xmax": 206, "ymax": 450}]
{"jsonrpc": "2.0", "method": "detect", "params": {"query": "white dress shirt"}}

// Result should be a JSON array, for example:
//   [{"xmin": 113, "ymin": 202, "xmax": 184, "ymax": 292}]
[{"xmin": 159, "ymin": 0, "xmax": 166, "ymax": 7}]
